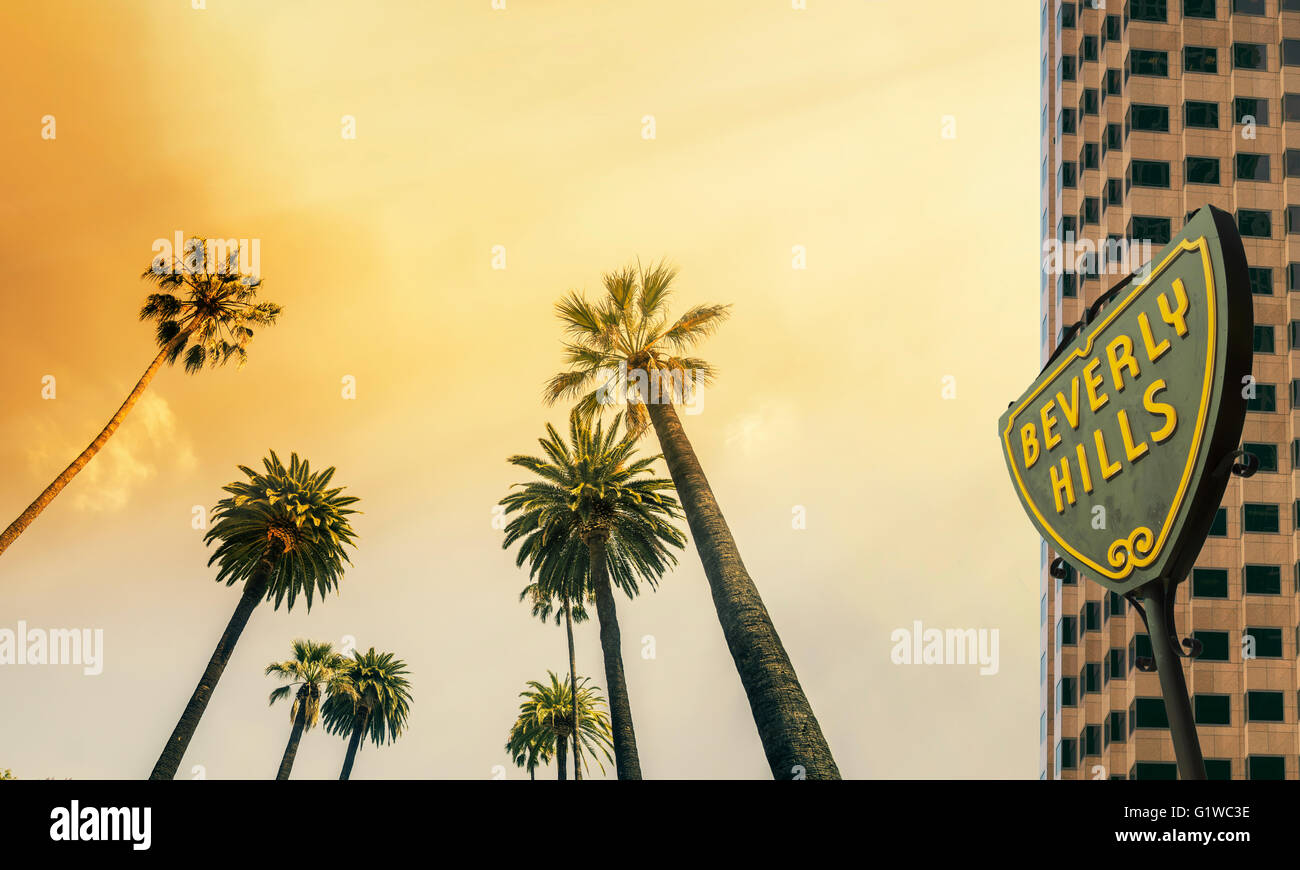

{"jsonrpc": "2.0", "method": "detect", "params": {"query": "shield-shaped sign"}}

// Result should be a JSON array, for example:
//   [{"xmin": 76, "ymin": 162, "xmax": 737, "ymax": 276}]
[{"xmin": 999, "ymin": 205, "xmax": 1252, "ymax": 596}]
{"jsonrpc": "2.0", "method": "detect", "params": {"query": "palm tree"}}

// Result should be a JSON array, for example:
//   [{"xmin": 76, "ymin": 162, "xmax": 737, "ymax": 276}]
[
  {"xmin": 0, "ymin": 238, "xmax": 280, "ymax": 558},
  {"xmin": 321, "ymin": 648, "xmax": 412, "ymax": 780},
  {"xmin": 148, "ymin": 452, "xmax": 359, "ymax": 780},
  {"xmin": 518, "ymin": 581, "xmax": 592, "ymax": 778},
  {"xmin": 265, "ymin": 639, "xmax": 351, "ymax": 780},
  {"xmin": 506, "ymin": 672, "xmax": 613, "ymax": 780},
  {"xmin": 501, "ymin": 410, "xmax": 686, "ymax": 779},
  {"xmin": 544, "ymin": 261, "xmax": 840, "ymax": 779}
]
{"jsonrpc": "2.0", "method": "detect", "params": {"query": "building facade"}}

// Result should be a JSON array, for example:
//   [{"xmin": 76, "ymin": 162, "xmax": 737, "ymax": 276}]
[{"xmin": 1040, "ymin": 0, "xmax": 1300, "ymax": 779}]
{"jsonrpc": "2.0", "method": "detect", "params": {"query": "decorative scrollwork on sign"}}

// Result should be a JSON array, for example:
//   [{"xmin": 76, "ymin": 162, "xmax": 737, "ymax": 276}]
[{"xmin": 1106, "ymin": 526, "xmax": 1156, "ymax": 576}]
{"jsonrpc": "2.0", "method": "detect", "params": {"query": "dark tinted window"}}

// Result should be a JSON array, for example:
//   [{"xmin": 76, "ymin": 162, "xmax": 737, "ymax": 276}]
[{"xmin": 1186, "ymin": 156, "xmax": 1219, "ymax": 184}]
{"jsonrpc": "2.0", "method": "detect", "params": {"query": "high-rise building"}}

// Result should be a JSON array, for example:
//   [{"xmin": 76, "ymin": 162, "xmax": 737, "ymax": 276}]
[{"xmin": 1039, "ymin": 0, "xmax": 1300, "ymax": 779}]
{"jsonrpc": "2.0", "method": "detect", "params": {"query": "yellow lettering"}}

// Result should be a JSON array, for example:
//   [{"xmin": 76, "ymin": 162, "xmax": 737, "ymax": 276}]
[
  {"xmin": 1056, "ymin": 378, "xmax": 1081, "ymax": 430},
  {"xmin": 1094, "ymin": 428, "xmax": 1121, "ymax": 480},
  {"xmin": 1020, "ymin": 423, "xmax": 1040, "ymax": 470},
  {"xmin": 1138, "ymin": 312, "xmax": 1170, "ymax": 363},
  {"xmin": 1117, "ymin": 410, "xmax": 1150, "ymax": 463},
  {"xmin": 1158, "ymin": 278, "xmax": 1189, "ymax": 337},
  {"xmin": 1083, "ymin": 357, "xmax": 1108, "ymax": 412},
  {"xmin": 1075, "ymin": 442, "xmax": 1094, "ymax": 494},
  {"xmin": 1050, "ymin": 456, "xmax": 1076, "ymax": 514},
  {"xmin": 1144, "ymin": 379, "xmax": 1177, "ymax": 443},
  {"xmin": 1041, "ymin": 400, "xmax": 1061, "ymax": 451},
  {"xmin": 1106, "ymin": 334, "xmax": 1140, "ymax": 393}
]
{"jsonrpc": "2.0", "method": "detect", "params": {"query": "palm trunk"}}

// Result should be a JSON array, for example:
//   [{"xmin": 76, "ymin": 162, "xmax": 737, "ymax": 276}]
[
  {"xmin": 149, "ymin": 554, "xmax": 273, "ymax": 780},
  {"xmin": 555, "ymin": 728, "xmax": 568, "ymax": 780},
  {"xmin": 0, "ymin": 342, "xmax": 177, "ymax": 559},
  {"xmin": 588, "ymin": 536, "xmax": 642, "ymax": 780},
  {"xmin": 564, "ymin": 597, "xmax": 582, "ymax": 780},
  {"xmin": 645, "ymin": 398, "xmax": 840, "ymax": 780},
  {"xmin": 339, "ymin": 707, "xmax": 370, "ymax": 780},
  {"xmin": 275, "ymin": 689, "xmax": 309, "ymax": 780}
]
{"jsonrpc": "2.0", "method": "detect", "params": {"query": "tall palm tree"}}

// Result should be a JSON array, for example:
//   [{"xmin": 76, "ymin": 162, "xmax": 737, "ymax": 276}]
[
  {"xmin": 148, "ymin": 452, "xmax": 359, "ymax": 780},
  {"xmin": 321, "ymin": 648, "xmax": 412, "ymax": 780},
  {"xmin": 501, "ymin": 410, "xmax": 686, "ymax": 780},
  {"xmin": 0, "ymin": 238, "xmax": 280, "ymax": 558},
  {"xmin": 506, "ymin": 672, "xmax": 613, "ymax": 780},
  {"xmin": 518, "ymin": 581, "xmax": 592, "ymax": 779},
  {"xmin": 265, "ymin": 639, "xmax": 351, "ymax": 780},
  {"xmin": 544, "ymin": 261, "xmax": 840, "ymax": 779}
]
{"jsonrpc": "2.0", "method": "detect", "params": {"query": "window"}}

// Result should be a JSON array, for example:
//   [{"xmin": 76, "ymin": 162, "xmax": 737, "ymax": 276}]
[
  {"xmin": 1238, "ymin": 209, "xmax": 1271, "ymax": 238},
  {"xmin": 1059, "ymin": 738, "xmax": 1077, "ymax": 771},
  {"xmin": 1135, "ymin": 633, "xmax": 1153, "ymax": 663},
  {"xmin": 1130, "ymin": 216, "xmax": 1171, "ymax": 245},
  {"xmin": 1084, "ymin": 663, "xmax": 1102, "ymax": 693},
  {"xmin": 1243, "ymin": 442, "xmax": 1277, "ymax": 471},
  {"xmin": 1131, "ymin": 160, "xmax": 1171, "ymax": 188},
  {"xmin": 1184, "ymin": 0, "xmax": 1216, "ymax": 16},
  {"xmin": 1233, "ymin": 0, "xmax": 1266, "ymax": 13},
  {"xmin": 1082, "ymin": 197, "xmax": 1100, "ymax": 225},
  {"xmin": 1184, "ymin": 46, "xmax": 1217, "ymax": 73},
  {"xmin": 1233, "ymin": 43, "xmax": 1267, "ymax": 71},
  {"xmin": 1194, "ymin": 630, "xmax": 1230, "ymax": 661},
  {"xmin": 1062, "ymin": 161, "xmax": 1078, "ymax": 188},
  {"xmin": 1283, "ymin": 39, "xmax": 1300, "ymax": 67},
  {"xmin": 1131, "ymin": 0, "xmax": 1167, "ymax": 20},
  {"xmin": 1108, "ymin": 648, "xmax": 1125, "ymax": 679},
  {"xmin": 1192, "ymin": 568, "xmax": 1229, "ymax": 598},
  {"xmin": 1248, "ymin": 756, "xmax": 1285, "ymax": 780},
  {"xmin": 1249, "ymin": 267, "xmax": 1273, "ymax": 295},
  {"xmin": 1083, "ymin": 724, "xmax": 1102, "ymax": 756},
  {"xmin": 1209, "ymin": 507, "xmax": 1228, "ymax": 535},
  {"xmin": 1108, "ymin": 711, "xmax": 1126, "ymax": 743},
  {"xmin": 1135, "ymin": 698, "xmax": 1169, "ymax": 729},
  {"xmin": 1084, "ymin": 601, "xmax": 1102, "ymax": 632},
  {"xmin": 1246, "ymin": 383, "xmax": 1276, "ymax": 411},
  {"xmin": 1081, "ymin": 88, "xmax": 1099, "ymax": 116},
  {"xmin": 1185, "ymin": 100, "xmax": 1219, "ymax": 128},
  {"xmin": 1062, "ymin": 1, "xmax": 1076, "ymax": 28},
  {"xmin": 1134, "ymin": 762, "xmax": 1178, "ymax": 780},
  {"xmin": 1186, "ymin": 156, "xmax": 1219, "ymax": 184},
  {"xmin": 1081, "ymin": 35, "xmax": 1098, "ymax": 63},
  {"xmin": 1286, "ymin": 94, "xmax": 1300, "ymax": 122},
  {"xmin": 1289, "ymin": 206, "xmax": 1300, "ymax": 234},
  {"xmin": 1082, "ymin": 142, "xmax": 1099, "ymax": 169},
  {"xmin": 1061, "ymin": 615, "xmax": 1078, "ymax": 645},
  {"xmin": 1290, "ymin": 264, "xmax": 1300, "ymax": 291},
  {"xmin": 1235, "ymin": 97, "xmax": 1268, "ymax": 126},
  {"xmin": 1129, "ymin": 104, "xmax": 1169, "ymax": 132},
  {"xmin": 1106, "ymin": 14, "xmax": 1121, "ymax": 41},
  {"xmin": 1061, "ymin": 675, "xmax": 1078, "ymax": 707},
  {"xmin": 1245, "ymin": 627, "xmax": 1283, "ymax": 658},
  {"xmin": 1105, "ymin": 123, "xmax": 1123, "ymax": 151},
  {"xmin": 1195, "ymin": 695, "xmax": 1231, "ymax": 726},
  {"xmin": 1062, "ymin": 273, "xmax": 1078, "ymax": 298},
  {"xmin": 1107, "ymin": 178, "xmax": 1123, "ymax": 205},
  {"xmin": 1105, "ymin": 68, "xmax": 1122, "ymax": 96},
  {"xmin": 1252, "ymin": 326, "xmax": 1275, "ymax": 354},
  {"xmin": 1061, "ymin": 55, "xmax": 1077, "ymax": 82},
  {"xmin": 1129, "ymin": 49, "xmax": 1168, "ymax": 77},
  {"xmin": 1244, "ymin": 563, "xmax": 1282, "ymax": 594},
  {"xmin": 1237, "ymin": 153, "xmax": 1270, "ymax": 182},
  {"xmin": 1246, "ymin": 691, "xmax": 1284, "ymax": 722},
  {"xmin": 1205, "ymin": 759, "xmax": 1231, "ymax": 781},
  {"xmin": 1243, "ymin": 503, "xmax": 1280, "ymax": 533},
  {"xmin": 1060, "ymin": 108, "xmax": 1077, "ymax": 136}
]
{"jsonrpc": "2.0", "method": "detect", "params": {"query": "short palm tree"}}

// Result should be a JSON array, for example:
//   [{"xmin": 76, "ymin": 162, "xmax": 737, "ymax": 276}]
[
  {"xmin": 321, "ymin": 648, "xmax": 412, "ymax": 780},
  {"xmin": 266, "ymin": 639, "xmax": 351, "ymax": 780},
  {"xmin": 518, "ymin": 581, "xmax": 591, "ymax": 778},
  {"xmin": 501, "ymin": 410, "xmax": 685, "ymax": 779},
  {"xmin": 506, "ymin": 672, "xmax": 613, "ymax": 780},
  {"xmin": 0, "ymin": 239, "xmax": 280, "ymax": 558},
  {"xmin": 148, "ymin": 452, "xmax": 359, "ymax": 780},
  {"xmin": 545, "ymin": 261, "xmax": 840, "ymax": 779}
]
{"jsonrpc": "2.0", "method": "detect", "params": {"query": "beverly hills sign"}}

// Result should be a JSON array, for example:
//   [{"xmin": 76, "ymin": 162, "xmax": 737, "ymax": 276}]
[{"xmin": 999, "ymin": 206, "xmax": 1252, "ymax": 596}]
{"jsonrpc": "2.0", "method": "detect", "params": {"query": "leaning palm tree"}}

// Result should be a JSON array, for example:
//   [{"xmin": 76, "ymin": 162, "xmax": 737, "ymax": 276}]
[
  {"xmin": 518, "ymin": 581, "xmax": 592, "ymax": 779},
  {"xmin": 321, "ymin": 648, "xmax": 412, "ymax": 780},
  {"xmin": 501, "ymin": 410, "xmax": 686, "ymax": 779},
  {"xmin": 545, "ymin": 261, "xmax": 840, "ymax": 779},
  {"xmin": 506, "ymin": 672, "xmax": 613, "ymax": 780},
  {"xmin": 0, "ymin": 238, "xmax": 280, "ymax": 558},
  {"xmin": 148, "ymin": 452, "xmax": 359, "ymax": 780},
  {"xmin": 265, "ymin": 639, "xmax": 351, "ymax": 780}
]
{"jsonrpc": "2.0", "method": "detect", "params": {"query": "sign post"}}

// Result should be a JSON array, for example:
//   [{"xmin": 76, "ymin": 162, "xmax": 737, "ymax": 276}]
[{"xmin": 999, "ymin": 205, "xmax": 1253, "ymax": 780}]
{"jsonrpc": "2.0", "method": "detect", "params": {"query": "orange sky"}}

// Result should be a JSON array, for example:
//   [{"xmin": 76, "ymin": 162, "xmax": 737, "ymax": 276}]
[{"xmin": 0, "ymin": 0, "xmax": 1040, "ymax": 779}]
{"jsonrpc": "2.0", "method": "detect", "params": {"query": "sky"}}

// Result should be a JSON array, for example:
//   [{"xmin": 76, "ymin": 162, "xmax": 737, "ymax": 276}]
[{"xmin": 0, "ymin": 0, "xmax": 1041, "ymax": 779}]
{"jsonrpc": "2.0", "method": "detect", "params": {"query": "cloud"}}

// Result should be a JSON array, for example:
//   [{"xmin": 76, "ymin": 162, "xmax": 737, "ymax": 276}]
[{"xmin": 25, "ymin": 392, "xmax": 196, "ymax": 513}]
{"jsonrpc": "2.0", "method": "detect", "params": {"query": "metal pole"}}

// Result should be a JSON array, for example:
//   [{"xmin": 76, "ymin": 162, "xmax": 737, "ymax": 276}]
[{"xmin": 1141, "ymin": 579, "xmax": 1206, "ymax": 780}]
